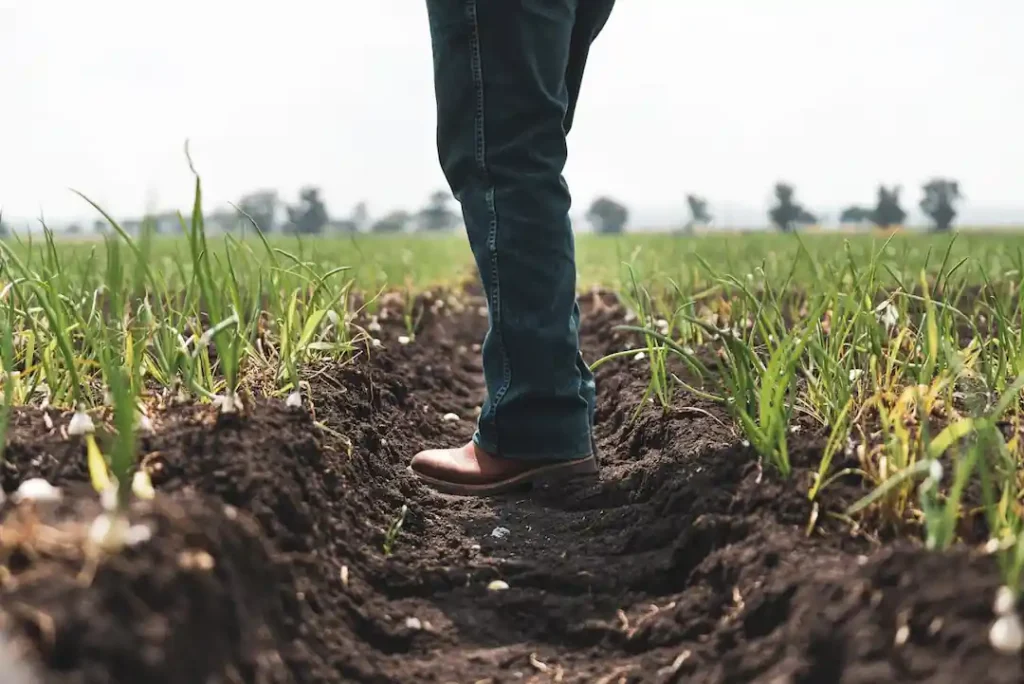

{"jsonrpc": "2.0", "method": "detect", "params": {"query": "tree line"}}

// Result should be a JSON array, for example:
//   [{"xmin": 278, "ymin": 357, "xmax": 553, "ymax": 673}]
[
  {"xmin": 0, "ymin": 177, "xmax": 965, "ymax": 237},
  {"xmin": 224, "ymin": 187, "xmax": 463, "ymax": 235},
  {"xmin": 34, "ymin": 187, "xmax": 464, "ymax": 237},
  {"xmin": 584, "ymin": 177, "xmax": 964, "ymax": 234}
]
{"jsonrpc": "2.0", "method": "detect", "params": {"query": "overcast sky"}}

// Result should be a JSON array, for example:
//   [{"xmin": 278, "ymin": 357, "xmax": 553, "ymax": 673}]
[{"xmin": 1, "ymin": 0, "xmax": 1022, "ymax": 227}]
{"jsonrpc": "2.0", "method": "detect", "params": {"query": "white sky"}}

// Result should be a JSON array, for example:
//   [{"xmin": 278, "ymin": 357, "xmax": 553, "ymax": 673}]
[{"xmin": 1, "ymin": 0, "xmax": 1022, "ymax": 227}]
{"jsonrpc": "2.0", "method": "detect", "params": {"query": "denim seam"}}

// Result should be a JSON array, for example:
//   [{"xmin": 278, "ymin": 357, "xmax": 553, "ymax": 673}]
[{"xmin": 466, "ymin": 0, "xmax": 511, "ymax": 451}]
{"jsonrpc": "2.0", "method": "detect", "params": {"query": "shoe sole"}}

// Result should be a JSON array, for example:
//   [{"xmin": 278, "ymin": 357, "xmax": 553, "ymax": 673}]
[{"xmin": 408, "ymin": 454, "xmax": 599, "ymax": 497}]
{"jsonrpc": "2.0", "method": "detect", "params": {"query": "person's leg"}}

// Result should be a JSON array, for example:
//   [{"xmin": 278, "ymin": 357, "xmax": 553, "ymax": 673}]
[
  {"xmin": 564, "ymin": 1, "xmax": 616, "ymax": 135},
  {"xmin": 416, "ymin": 0, "xmax": 613, "ymax": 493},
  {"xmin": 563, "ymin": 1, "xmax": 615, "ymax": 433}
]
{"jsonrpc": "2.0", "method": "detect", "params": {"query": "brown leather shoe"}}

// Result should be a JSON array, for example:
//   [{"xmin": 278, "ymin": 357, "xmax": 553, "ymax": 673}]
[{"xmin": 409, "ymin": 441, "xmax": 598, "ymax": 496}]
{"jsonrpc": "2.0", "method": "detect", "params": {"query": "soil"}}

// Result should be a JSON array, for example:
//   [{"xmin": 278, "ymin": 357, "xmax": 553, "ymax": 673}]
[{"xmin": 0, "ymin": 288, "xmax": 1021, "ymax": 683}]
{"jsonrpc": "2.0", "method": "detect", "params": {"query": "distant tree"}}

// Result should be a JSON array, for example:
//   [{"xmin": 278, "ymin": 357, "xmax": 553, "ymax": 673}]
[
  {"xmin": 920, "ymin": 178, "xmax": 961, "ymax": 232},
  {"xmin": 586, "ymin": 196, "xmax": 629, "ymax": 234},
  {"xmin": 416, "ymin": 190, "xmax": 459, "ymax": 232},
  {"xmin": 208, "ymin": 207, "xmax": 239, "ymax": 233},
  {"xmin": 147, "ymin": 212, "xmax": 181, "ymax": 234},
  {"xmin": 92, "ymin": 219, "xmax": 108, "ymax": 234},
  {"xmin": 286, "ymin": 186, "xmax": 329, "ymax": 235},
  {"xmin": 371, "ymin": 210, "xmax": 411, "ymax": 234},
  {"xmin": 769, "ymin": 183, "xmax": 816, "ymax": 232},
  {"xmin": 350, "ymin": 202, "xmax": 370, "ymax": 232},
  {"xmin": 326, "ymin": 202, "xmax": 369, "ymax": 233},
  {"xmin": 238, "ymin": 189, "xmax": 280, "ymax": 233},
  {"xmin": 683, "ymin": 194, "xmax": 712, "ymax": 233},
  {"xmin": 870, "ymin": 185, "xmax": 907, "ymax": 229},
  {"xmin": 66, "ymin": 223, "xmax": 82, "ymax": 235},
  {"xmin": 839, "ymin": 206, "xmax": 873, "ymax": 225},
  {"xmin": 0, "ymin": 218, "xmax": 8, "ymax": 238},
  {"xmin": 328, "ymin": 219, "xmax": 358, "ymax": 233}
]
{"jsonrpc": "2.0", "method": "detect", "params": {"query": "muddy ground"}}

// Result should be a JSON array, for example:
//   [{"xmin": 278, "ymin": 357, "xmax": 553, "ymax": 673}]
[{"xmin": 0, "ymin": 289, "xmax": 1020, "ymax": 683}]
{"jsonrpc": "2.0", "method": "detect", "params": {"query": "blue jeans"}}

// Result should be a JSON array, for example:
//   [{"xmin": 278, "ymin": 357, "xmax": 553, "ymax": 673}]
[{"xmin": 426, "ymin": 0, "xmax": 614, "ymax": 461}]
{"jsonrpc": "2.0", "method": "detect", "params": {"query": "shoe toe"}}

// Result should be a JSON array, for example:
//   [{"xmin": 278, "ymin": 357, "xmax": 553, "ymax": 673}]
[
  {"xmin": 409, "ymin": 444, "xmax": 478, "ymax": 484},
  {"xmin": 409, "ymin": 449, "xmax": 440, "ymax": 476}
]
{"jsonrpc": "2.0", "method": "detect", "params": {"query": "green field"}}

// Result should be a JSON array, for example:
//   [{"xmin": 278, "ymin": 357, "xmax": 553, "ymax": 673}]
[
  {"xmin": 39, "ymin": 226, "xmax": 1024, "ymax": 293},
  {"xmin": 2, "ymin": 186, "xmax": 1024, "ymax": 678}
]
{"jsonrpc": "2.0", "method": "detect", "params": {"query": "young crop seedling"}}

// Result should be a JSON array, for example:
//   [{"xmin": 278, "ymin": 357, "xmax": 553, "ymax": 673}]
[
  {"xmin": 383, "ymin": 504, "xmax": 408, "ymax": 557},
  {"xmin": 183, "ymin": 145, "xmax": 246, "ymax": 412},
  {"xmin": 617, "ymin": 265, "xmax": 674, "ymax": 416},
  {"xmin": 0, "ymin": 298, "xmax": 15, "ymax": 465}
]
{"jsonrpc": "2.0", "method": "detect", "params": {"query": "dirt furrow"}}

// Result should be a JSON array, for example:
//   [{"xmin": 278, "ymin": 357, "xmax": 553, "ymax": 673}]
[{"xmin": 0, "ymin": 290, "xmax": 1019, "ymax": 683}]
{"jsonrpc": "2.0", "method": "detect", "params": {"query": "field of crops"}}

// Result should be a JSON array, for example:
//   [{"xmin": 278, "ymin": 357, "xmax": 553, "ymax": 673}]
[{"xmin": 1, "ymin": 176, "xmax": 1023, "ymax": 683}]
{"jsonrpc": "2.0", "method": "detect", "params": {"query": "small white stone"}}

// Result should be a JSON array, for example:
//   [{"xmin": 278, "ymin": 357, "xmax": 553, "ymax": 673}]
[
  {"xmin": 372, "ymin": 338, "xmax": 383, "ymax": 349},
  {"xmin": 13, "ymin": 478, "xmax": 61, "ymax": 503},
  {"xmin": 285, "ymin": 391, "xmax": 302, "ymax": 408},
  {"xmin": 367, "ymin": 319, "xmax": 382, "ymax": 333},
  {"xmin": 136, "ymin": 412, "xmax": 154, "ymax": 435},
  {"xmin": 101, "ymin": 483, "xmax": 118, "ymax": 511},
  {"xmin": 91, "ymin": 513, "xmax": 153, "ymax": 550},
  {"xmin": 0, "ymin": 621, "xmax": 42, "ymax": 683},
  {"xmin": 487, "ymin": 580, "xmax": 509, "ymax": 591},
  {"xmin": 132, "ymin": 471, "xmax": 155, "ymax": 500},
  {"xmin": 984, "ymin": 538, "xmax": 1002, "ymax": 554},
  {"xmin": 43, "ymin": 412, "xmax": 54, "ymax": 430},
  {"xmin": 125, "ymin": 523, "xmax": 153, "ymax": 547},
  {"xmin": 875, "ymin": 301, "xmax": 900, "ymax": 329},
  {"xmin": 849, "ymin": 368, "xmax": 864, "ymax": 382},
  {"xmin": 634, "ymin": 352, "xmax": 646, "ymax": 361},
  {"xmin": 404, "ymin": 617, "xmax": 422, "ymax": 631},
  {"xmin": 68, "ymin": 410, "xmax": 94, "ymax": 436},
  {"xmin": 397, "ymin": 335, "xmax": 411, "ymax": 345},
  {"xmin": 477, "ymin": 306, "xmax": 489, "ymax": 317},
  {"xmin": 491, "ymin": 526, "xmax": 511, "ymax": 540},
  {"xmin": 990, "ymin": 614, "xmax": 1024, "ymax": 654},
  {"xmin": 214, "ymin": 393, "xmax": 238, "ymax": 414},
  {"xmin": 88, "ymin": 512, "xmax": 125, "ymax": 549},
  {"xmin": 894, "ymin": 625, "xmax": 910, "ymax": 646},
  {"xmin": 995, "ymin": 586, "xmax": 1016, "ymax": 616},
  {"xmin": 442, "ymin": 413, "xmax": 460, "ymax": 423}
]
